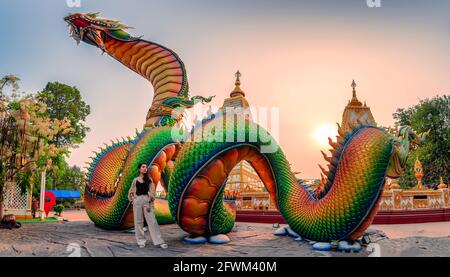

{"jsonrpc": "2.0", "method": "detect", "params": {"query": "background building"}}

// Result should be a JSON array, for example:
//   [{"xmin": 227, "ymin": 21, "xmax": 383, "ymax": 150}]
[
  {"xmin": 341, "ymin": 80, "xmax": 376, "ymax": 132},
  {"xmin": 223, "ymin": 71, "xmax": 276, "ymax": 210}
]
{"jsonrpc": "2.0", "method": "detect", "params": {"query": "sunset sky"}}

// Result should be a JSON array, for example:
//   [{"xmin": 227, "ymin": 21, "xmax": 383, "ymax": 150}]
[{"xmin": 1, "ymin": 0, "xmax": 448, "ymax": 178}]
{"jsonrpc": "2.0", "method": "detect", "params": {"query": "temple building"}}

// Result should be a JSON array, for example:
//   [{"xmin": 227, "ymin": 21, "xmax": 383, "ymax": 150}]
[
  {"xmin": 221, "ymin": 77, "xmax": 450, "ymax": 213},
  {"xmin": 220, "ymin": 70, "xmax": 252, "ymax": 120},
  {"xmin": 341, "ymin": 80, "xmax": 376, "ymax": 133},
  {"xmin": 223, "ymin": 71, "xmax": 276, "ymax": 210}
]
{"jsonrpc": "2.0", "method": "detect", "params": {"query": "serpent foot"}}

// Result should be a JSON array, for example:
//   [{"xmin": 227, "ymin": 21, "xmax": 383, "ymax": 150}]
[
  {"xmin": 273, "ymin": 226, "xmax": 302, "ymax": 240},
  {"xmin": 312, "ymin": 242, "xmax": 332, "ymax": 251},
  {"xmin": 183, "ymin": 236, "xmax": 208, "ymax": 244},
  {"xmin": 208, "ymin": 234, "xmax": 231, "ymax": 244},
  {"xmin": 337, "ymin": 241, "xmax": 362, "ymax": 253},
  {"xmin": 274, "ymin": 226, "xmax": 288, "ymax": 236},
  {"xmin": 312, "ymin": 241, "xmax": 363, "ymax": 252}
]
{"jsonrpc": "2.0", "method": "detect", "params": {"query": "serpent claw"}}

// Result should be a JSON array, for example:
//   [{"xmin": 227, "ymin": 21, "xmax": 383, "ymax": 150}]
[
  {"xmin": 273, "ymin": 226, "xmax": 301, "ymax": 239},
  {"xmin": 183, "ymin": 236, "xmax": 208, "ymax": 244},
  {"xmin": 208, "ymin": 234, "xmax": 231, "ymax": 244},
  {"xmin": 312, "ymin": 240, "xmax": 363, "ymax": 252}
]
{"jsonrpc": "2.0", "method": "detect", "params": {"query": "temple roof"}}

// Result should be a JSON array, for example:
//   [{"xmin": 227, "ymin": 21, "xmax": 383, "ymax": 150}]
[
  {"xmin": 230, "ymin": 70, "xmax": 246, "ymax": 98},
  {"xmin": 348, "ymin": 79, "xmax": 363, "ymax": 107},
  {"xmin": 222, "ymin": 70, "xmax": 250, "ymax": 110},
  {"xmin": 341, "ymin": 80, "xmax": 376, "ymax": 132}
]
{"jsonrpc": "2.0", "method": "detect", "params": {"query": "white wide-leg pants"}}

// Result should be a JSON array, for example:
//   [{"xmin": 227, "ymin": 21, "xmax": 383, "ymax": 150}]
[{"xmin": 132, "ymin": 195, "xmax": 165, "ymax": 246}]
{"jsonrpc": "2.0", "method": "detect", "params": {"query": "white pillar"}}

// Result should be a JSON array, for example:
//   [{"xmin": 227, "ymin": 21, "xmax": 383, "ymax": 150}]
[{"xmin": 39, "ymin": 170, "xmax": 46, "ymax": 221}]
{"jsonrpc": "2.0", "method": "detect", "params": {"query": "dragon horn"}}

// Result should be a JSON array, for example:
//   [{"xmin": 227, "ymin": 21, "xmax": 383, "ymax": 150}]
[
  {"xmin": 336, "ymin": 123, "xmax": 346, "ymax": 137},
  {"xmin": 416, "ymin": 129, "xmax": 430, "ymax": 144},
  {"xmin": 335, "ymin": 135, "xmax": 344, "ymax": 143},
  {"xmin": 321, "ymin": 150, "xmax": 333, "ymax": 163},
  {"xmin": 318, "ymin": 164, "xmax": 329, "ymax": 176},
  {"xmin": 328, "ymin": 137, "xmax": 340, "ymax": 149},
  {"xmin": 320, "ymin": 173, "xmax": 327, "ymax": 184},
  {"xmin": 86, "ymin": 12, "xmax": 100, "ymax": 18},
  {"xmin": 420, "ymin": 129, "xmax": 431, "ymax": 139},
  {"xmin": 329, "ymin": 148, "xmax": 337, "ymax": 156}
]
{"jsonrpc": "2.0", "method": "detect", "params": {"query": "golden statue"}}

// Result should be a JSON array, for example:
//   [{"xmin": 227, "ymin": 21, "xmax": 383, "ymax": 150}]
[
  {"xmin": 437, "ymin": 177, "xmax": 448, "ymax": 189},
  {"xmin": 414, "ymin": 158, "xmax": 424, "ymax": 190}
]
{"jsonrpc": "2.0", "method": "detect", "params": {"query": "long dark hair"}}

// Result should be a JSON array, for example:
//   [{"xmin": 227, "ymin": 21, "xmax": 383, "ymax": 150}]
[{"xmin": 137, "ymin": 163, "xmax": 152, "ymax": 185}]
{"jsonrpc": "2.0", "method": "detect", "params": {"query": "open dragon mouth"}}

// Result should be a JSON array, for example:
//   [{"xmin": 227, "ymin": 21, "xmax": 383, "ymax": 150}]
[
  {"xmin": 64, "ymin": 13, "xmax": 112, "ymax": 46},
  {"xmin": 64, "ymin": 14, "xmax": 88, "ymax": 45},
  {"xmin": 64, "ymin": 13, "xmax": 138, "ymax": 49},
  {"xmin": 67, "ymin": 23, "xmax": 81, "ymax": 44}
]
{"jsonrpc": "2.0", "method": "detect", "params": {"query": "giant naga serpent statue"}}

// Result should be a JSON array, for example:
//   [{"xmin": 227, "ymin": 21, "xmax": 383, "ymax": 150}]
[{"xmin": 64, "ymin": 13, "xmax": 424, "ymax": 245}]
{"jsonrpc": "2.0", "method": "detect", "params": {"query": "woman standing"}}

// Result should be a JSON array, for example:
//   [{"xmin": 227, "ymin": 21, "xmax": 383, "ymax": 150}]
[{"xmin": 128, "ymin": 163, "xmax": 168, "ymax": 249}]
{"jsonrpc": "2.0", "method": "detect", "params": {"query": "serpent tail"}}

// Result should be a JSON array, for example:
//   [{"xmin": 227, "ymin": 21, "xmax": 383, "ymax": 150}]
[{"xmin": 169, "ymin": 118, "xmax": 393, "ymax": 241}]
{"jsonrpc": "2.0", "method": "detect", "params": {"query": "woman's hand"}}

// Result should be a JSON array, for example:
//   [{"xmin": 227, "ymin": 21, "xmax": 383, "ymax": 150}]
[
  {"xmin": 128, "ymin": 180, "xmax": 137, "ymax": 202},
  {"xmin": 149, "ymin": 195, "xmax": 156, "ymax": 203}
]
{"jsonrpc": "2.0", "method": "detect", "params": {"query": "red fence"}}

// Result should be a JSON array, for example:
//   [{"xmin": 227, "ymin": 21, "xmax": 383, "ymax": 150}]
[{"xmin": 236, "ymin": 208, "xmax": 450, "ymax": 225}]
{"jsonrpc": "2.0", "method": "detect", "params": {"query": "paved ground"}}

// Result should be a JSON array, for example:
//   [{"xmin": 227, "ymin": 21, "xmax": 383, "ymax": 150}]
[
  {"xmin": 372, "ymin": 222, "xmax": 450, "ymax": 239},
  {"xmin": 1, "ymin": 210, "xmax": 449, "ymax": 257},
  {"xmin": 0, "ymin": 221, "xmax": 363, "ymax": 257}
]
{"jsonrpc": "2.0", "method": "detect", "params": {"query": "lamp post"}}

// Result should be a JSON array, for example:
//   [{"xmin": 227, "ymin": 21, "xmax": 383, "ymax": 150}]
[
  {"xmin": 39, "ymin": 169, "xmax": 46, "ymax": 221},
  {"xmin": 39, "ymin": 159, "xmax": 52, "ymax": 221}
]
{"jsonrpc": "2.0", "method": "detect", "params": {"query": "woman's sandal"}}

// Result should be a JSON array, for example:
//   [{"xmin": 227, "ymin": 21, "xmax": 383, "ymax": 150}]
[{"xmin": 159, "ymin": 243, "xmax": 168, "ymax": 249}]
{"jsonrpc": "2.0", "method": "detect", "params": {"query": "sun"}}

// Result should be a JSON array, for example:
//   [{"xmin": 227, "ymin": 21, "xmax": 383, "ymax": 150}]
[{"xmin": 313, "ymin": 124, "xmax": 338, "ymax": 148}]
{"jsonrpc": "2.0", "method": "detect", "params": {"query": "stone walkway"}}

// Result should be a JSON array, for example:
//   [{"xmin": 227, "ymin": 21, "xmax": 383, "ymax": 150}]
[
  {"xmin": 1, "ymin": 210, "xmax": 449, "ymax": 257},
  {"xmin": 0, "ymin": 221, "xmax": 364, "ymax": 257}
]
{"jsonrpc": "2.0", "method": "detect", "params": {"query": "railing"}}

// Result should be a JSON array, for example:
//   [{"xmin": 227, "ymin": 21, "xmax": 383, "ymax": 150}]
[{"xmin": 2, "ymin": 181, "xmax": 32, "ymax": 219}]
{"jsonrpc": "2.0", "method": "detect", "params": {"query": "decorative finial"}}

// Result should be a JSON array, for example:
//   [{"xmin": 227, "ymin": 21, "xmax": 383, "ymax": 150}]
[
  {"xmin": 438, "ymin": 177, "xmax": 448, "ymax": 189},
  {"xmin": 230, "ymin": 70, "xmax": 245, "ymax": 97},
  {"xmin": 348, "ymin": 79, "xmax": 362, "ymax": 106},
  {"xmin": 235, "ymin": 70, "xmax": 241, "ymax": 85}
]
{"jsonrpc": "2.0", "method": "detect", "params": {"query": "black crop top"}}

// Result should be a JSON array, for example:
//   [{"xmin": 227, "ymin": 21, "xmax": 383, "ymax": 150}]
[{"xmin": 136, "ymin": 179, "xmax": 150, "ymax": 196}]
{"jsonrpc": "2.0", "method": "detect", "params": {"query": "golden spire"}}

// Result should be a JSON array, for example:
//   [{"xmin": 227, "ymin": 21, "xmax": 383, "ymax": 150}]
[
  {"xmin": 438, "ymin": 177, "xmax": 448, "ymax": 189},
  {"xmin": 414, "ymin": 158, "xmax": 424, "ymax": 190},
  {"xmin": 230, "ymin": 70, "xmax": 245, "ymax": 97},
  {"xmin": 349, "ymin": 79, "xmax": 363, "ymax": 107}
]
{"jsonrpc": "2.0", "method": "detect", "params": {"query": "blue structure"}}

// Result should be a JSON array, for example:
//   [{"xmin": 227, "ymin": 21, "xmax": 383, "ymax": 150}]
[{"xmin": 47, "ymin": 190, "xmax": 81, "ymax": 199}]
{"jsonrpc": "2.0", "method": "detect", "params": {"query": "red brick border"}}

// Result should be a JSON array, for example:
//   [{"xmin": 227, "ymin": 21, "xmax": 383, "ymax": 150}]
[{"xmin": 236, "ymin": 208, "xmax": 450, "ymax": 225}]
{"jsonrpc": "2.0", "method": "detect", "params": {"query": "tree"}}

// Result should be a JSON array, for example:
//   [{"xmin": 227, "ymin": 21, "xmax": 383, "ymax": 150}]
[
  {"xmin": 0, "ymin": 77, "xmax": 75, "ymax": 219},
  {"xmin": 38, "ymin": 82, "xmax": 90, "ymax": 146},
  {"xmin": 393, "ymin": 95, "xmax": 450, "ymax": 188},
  {"xmin": 37, "ymin": 82, "xmax": 90, "ymax": 189},
  {"xmin": 57, "ymin": 164, "xmax": 85, "ymax": 192},
  {"xmin": 0, "ymin": 75, "xmax": 20, "ymax": 98},
  {"xmin": 54, "ymin": 163, "xmax": 85, "ymax": 207}
]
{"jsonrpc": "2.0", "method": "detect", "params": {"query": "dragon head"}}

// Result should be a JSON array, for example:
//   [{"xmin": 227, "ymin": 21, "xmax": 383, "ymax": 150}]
[
  {"xmin": 64, "ymin": 12, "xmax": 137, "ymax": 51},
  {"xmin": 386, "ymin": 126, "xmax": 428, "ymax": 178}
]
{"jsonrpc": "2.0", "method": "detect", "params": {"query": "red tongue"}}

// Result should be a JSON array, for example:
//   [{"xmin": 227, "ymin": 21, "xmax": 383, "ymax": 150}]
[{"xmin": 72, "ymin": 18, "xmax": 90, "ymax": 28}]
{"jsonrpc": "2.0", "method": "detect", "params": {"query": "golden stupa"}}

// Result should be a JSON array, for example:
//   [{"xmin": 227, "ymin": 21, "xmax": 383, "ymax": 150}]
[
  {"xmin": 222, "ymin": 70, "xmax": 251, "ymax": 112},
  {"xmin": 341, "ymin": 80, "xmax": 376, "ymax": 133}
]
